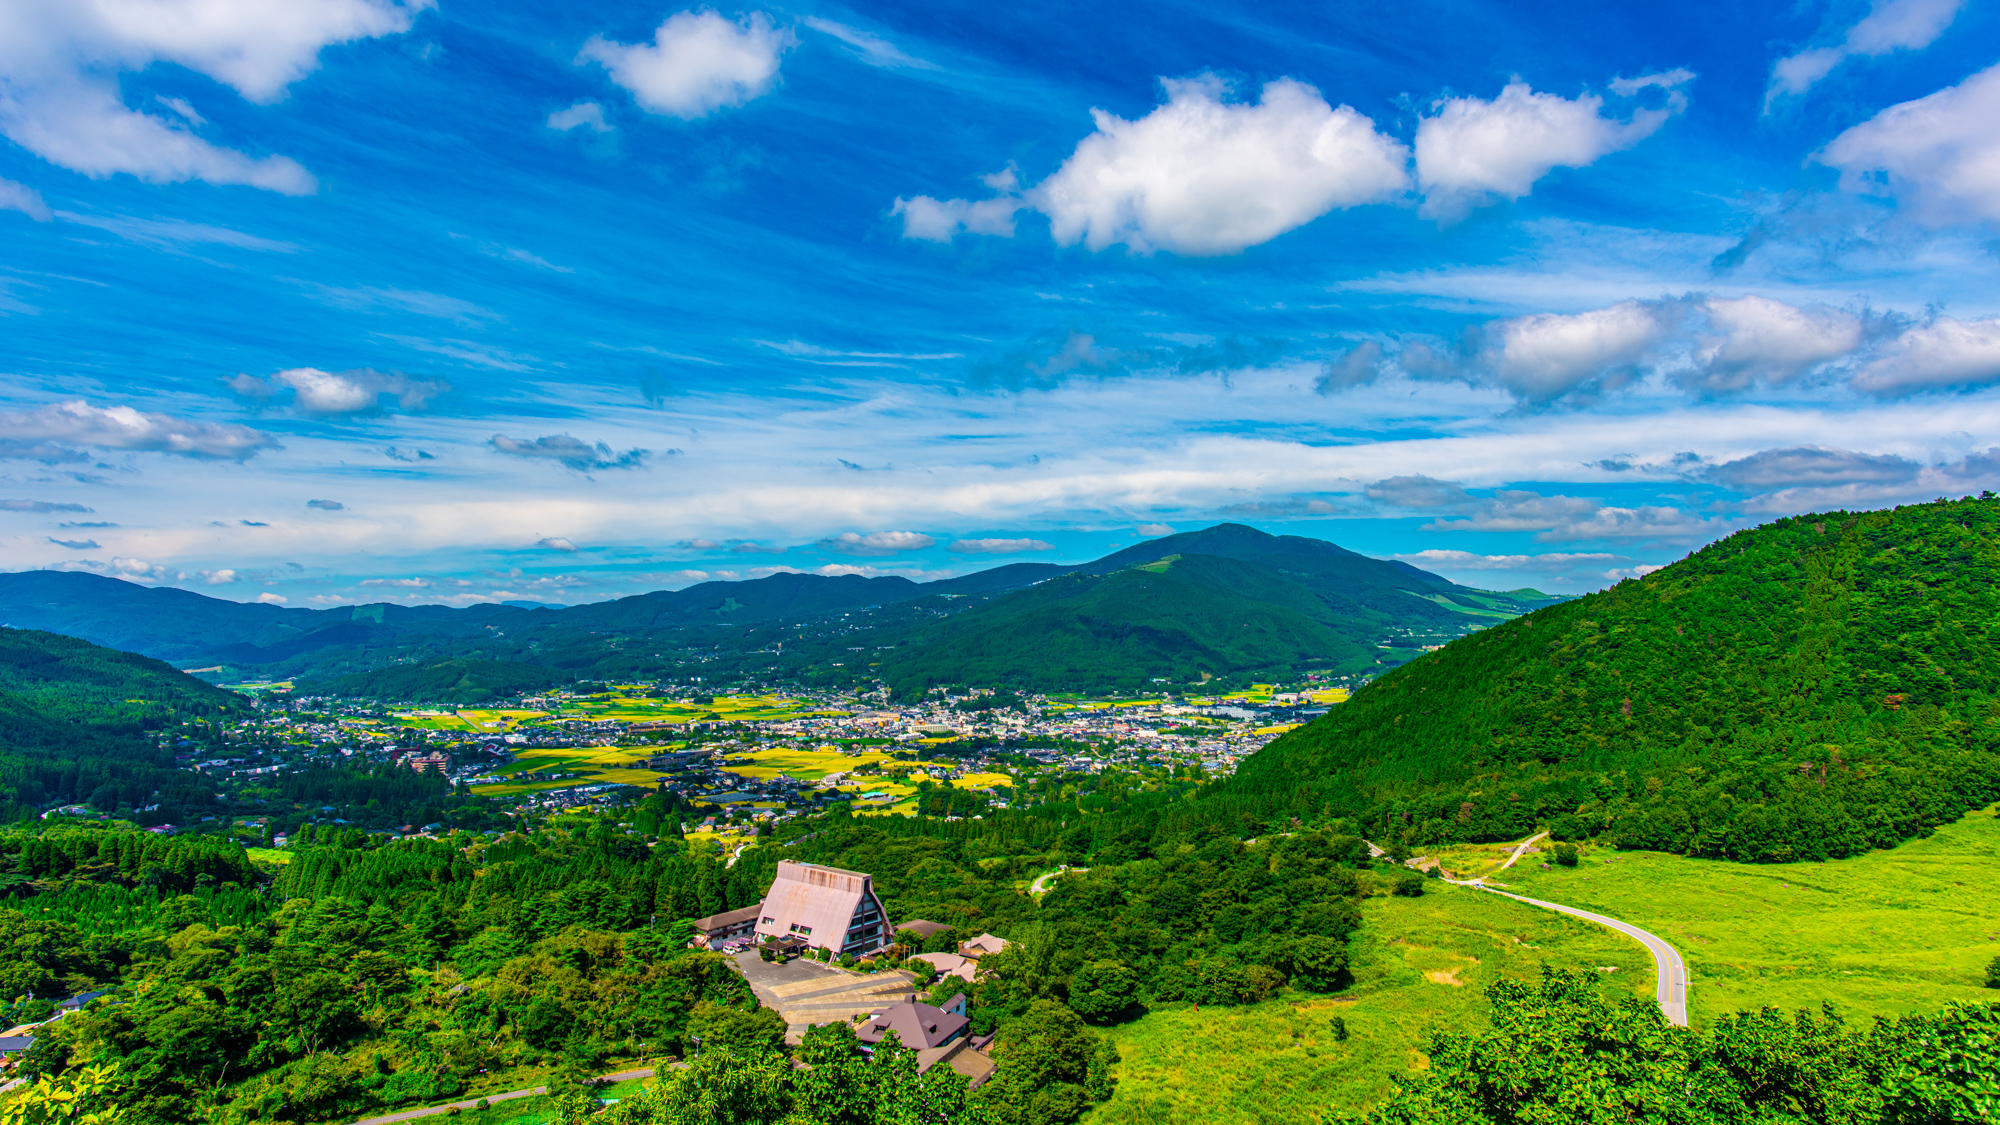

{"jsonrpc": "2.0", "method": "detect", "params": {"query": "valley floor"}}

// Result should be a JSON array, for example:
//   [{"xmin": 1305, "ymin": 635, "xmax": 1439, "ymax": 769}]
[{"xmin": 1085, "ymin": 804, "xmax": 2000, "ymax": 1123}]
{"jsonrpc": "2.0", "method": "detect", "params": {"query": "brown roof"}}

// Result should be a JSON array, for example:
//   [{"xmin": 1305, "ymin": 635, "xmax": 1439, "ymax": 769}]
[
  {"xmin": 689, "ymin": 904, "xmax": 761, "ymax": 932},
  {"xmin": 894, "ymin": 919, "xmax": 952, "ymax": 938},
  {"xmin": 856, "ymin": 996, "xmax": 969, "ymax": 1051}
]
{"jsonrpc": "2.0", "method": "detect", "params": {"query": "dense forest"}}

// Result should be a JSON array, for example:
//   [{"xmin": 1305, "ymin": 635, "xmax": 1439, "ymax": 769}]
[
  {"xmin": 292, "ymin": 659, "xmax": 557, "ymax": 704},
  {"xmin": 0, "ymin": 629, "xmax": 248, "ymax": 824},
  {"xmin": 1215, "ymin": 497, "xmax": 2000, "ymax": 861}
]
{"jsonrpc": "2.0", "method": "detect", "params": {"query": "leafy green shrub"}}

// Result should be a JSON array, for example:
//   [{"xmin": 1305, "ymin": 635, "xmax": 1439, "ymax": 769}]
[
  {"xmin": 1553, "ymin": 843, "xmax": 1579, "ymax": 867},
  {"xmin": 1392, "ymin": 871, "xmax": 1425, "ymax": 897},
  {"xmin": 1986, "ymin": 954, "xmax": 2000, "ymax": 990}
]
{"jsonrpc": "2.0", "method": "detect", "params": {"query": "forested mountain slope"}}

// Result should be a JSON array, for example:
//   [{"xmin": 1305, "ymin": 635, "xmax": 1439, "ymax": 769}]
[
  {"xmin": 1215, "ymin": 497, "xmax": 2000, "ymax": 862},
  {"xmin": 871, "ymin": 526, "xmax": 1563, "ymax": 697},
  {"xmin": 0, "ymin": 628, "xmax": 247, "ymax": 821}
]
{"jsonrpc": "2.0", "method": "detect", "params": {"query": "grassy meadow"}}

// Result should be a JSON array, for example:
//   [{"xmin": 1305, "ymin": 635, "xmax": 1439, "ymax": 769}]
[
  {"xmin": 1086, "ymin": 805, "xmax": 2000, "ymax": 1123},
  {"xmin": 1494, "ymin": 803, "xmax": 2000, "ymax": 1023},
  {"xmin": 1087, "ymin": 879, "xmax": 1652, "ymax": 1125}
]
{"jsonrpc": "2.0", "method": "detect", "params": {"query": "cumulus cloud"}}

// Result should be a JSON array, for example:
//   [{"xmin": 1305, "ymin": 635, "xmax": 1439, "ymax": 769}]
[
  {"xmin": 0, "ymin": 498, "xmax": 91, "ymax": 513},
  {"xmin": 1391, "ymin": 549, "xmax": 1625, "ymax": 570},
  {"xmin": 199, "ymin": 569, "xmax": 237, "ymax": 585},
  {"xmin": 361, "ymin": 576, "xmax": 431, "ymax": 587},
  {"xmin": 490, "ymin": 434, "xmax": 650, "ymax": 471},
  {"xmin": 1035, "ymin": 77, "xmax": 1409, "ymax": 255},
  {"xmin": 578, "ymin": 10, "xmax": 793, "ymax": 120},
  {"xmin": 1768, "ymin": 0, "xmax": 1961, "ymax": 105},
  {"xmin": 1703, "ymin": 445, "xmax": 1921, "ymax": 490},
  {"xmin": 892, "ymin": 176, "xmax": 1022, "ymax": 241},
  {"xmin": 950, "ymin": 537, "xmax": 1054, "ymax": 554},
  {"xmin": 1849, "ymin": 316, "xmax": 2000, "ymax": 395},
  {"xmin": 536, "ymin": 537, "xmax": 579, "ymax": 552},
  {"xmin": 1479, "ymin": 300, "xmax": 1676, "ymax": 403},
  {"xmin": 306, "ymin": 499, "xmax": 345, "ymax": 510},
  {"xmin": 901, "ymin": 76, "xmax": 1408, "ymax": 255},
  {"xmin": 819, "ymin": 530, "xmax": 936, "ymax": 556},
  {"xmin": 0, "ymin": 0, "xmax": 428, "ymax": 193},
  {"xmin": 547, "ymin": 100, "xmax": 612, "ymax": 132},
  {"xmin": 255, "ymin": 592, "xmax": 288, "ymax": 604},
  {"xmin": 0, "ymin": 399, "xmax": 278, "ymax": 460},
  {"xmin": 1137, "ymin": 524, "xmax": 1175, "ymax": 536},
  {"xmin": 1684, "ymin": 296, "xmax": 1864, "ymax": 392},
  {"xmin": 0, "ymin": 178, "xmax": 52, "ymax": 221},
  {"xmin": 1415, "ymin": 73, "xmax": 1691, "ymax": 219},
  {"xmin": 227, "ymin": 367, "xmax": 449, "ymax": 414},
  {"xmin": 1817, "ymin": 61, "xmax": 2000, "ymax": 226}
]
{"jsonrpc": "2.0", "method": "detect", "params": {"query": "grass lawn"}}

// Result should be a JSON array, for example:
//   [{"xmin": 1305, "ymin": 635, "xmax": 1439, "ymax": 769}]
[
  {"xmin": 1497, "ymin": 803, "xmax": 2000, "ymax": 1025},
  {"xmin": 1087, "ymin": 880, "xmax": 1652, "ymax": 1125}
]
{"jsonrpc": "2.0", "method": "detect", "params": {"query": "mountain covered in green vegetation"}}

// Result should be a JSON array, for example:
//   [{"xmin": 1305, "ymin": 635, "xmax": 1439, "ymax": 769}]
[
  {"xmin": 0, "ymin": 628, "xmax": 247, "ymax": 822},
  {"xmin": 871, "ymin": 526, "xmax": 1559, "ymax": 696},
  {"xmin": 1214, "ymin": 497, "xmax": 2000, "ymax": 862},
  {"xmin": 293, "ymin": 658, "xmax": 557, "ymax": 704},
  {"xmin": 1, "ymin": 526, "xmax": 1555, "ymax": 699}
]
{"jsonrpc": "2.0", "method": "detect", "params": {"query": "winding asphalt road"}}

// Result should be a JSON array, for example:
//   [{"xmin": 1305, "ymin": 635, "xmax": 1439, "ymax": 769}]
[
  {"xmin": 345, "ymin": 1068, "xmax": 657, "ymax": 1125},
  {"xmin": 1436, "ymin": 832, "xmax": 1691, "ymax": 1027},
  {"xmin": 1028, "ymin": 865, "xmax": 1087, "ymax": 895}
]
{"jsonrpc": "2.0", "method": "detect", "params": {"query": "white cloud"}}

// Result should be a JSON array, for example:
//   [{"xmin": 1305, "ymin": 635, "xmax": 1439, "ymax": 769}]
[
  {"xmin": 255, "ymin": 592, "xmax": 288, "ymax": 604},
  {"xmin": 361, "ymin": 576, "xmax": 431, "ymax": 587},
  {"xmin": 1768, "ymin": 0, "xmax": 1961, "ymax": 104},
  {"xmin": 547, "ymin": 100, "xmax": 612, "ymax": 133},
  {"xmin": 199, "ymin": 569, "xmax": 238, "ymax": 585},
  {"xmin": 0, "ymin": 0, "xmax": 429, "ymax": 192},
  {"xmin": 1686, "ymin": 296, "xmax": 1864, "ymax": 392},
  {"xmin": 818, "ymin": 530, "xmax": 936, "ymax": 556},
  {"xmin": 892, "ymin": 190, "xmax": 1021, "ymax": 242},
  {"xmin": 578, "ymin": 10, "xmax": 793, "ymax": 120},
  {"xmin": 1481, "ymin": 300, "xmax": 1675, "ymax": 402},
  {"xmin": 631, "ymin": 569, "xmax": 711, "ymax": 586},
  {"xmin": 1415, "ymin": 75, "xmax": 1690, "ymax": 219},
  {"xmin": 1850, "ymin": 316, "xmax": 2000, "ymax": 395},
  {"xmin": 1817, "ymin": 61, "xmax": 2000, "ymax": 226},
  {"xmin": 536, "ymin": 537, "xmax": 579, "ymax": 552},
  {"xmin": 1391, "ymin": 549, "xmax": 1624, "ymax": 570},
  {"xmin": 227, "ymin": 367, "xmax": 449, "ymax": 414},
  {"xmin": 1030, "ymin": 76, "xmax": 1409, "ymax": 255},
  {"xmin": 0, "ymin": 178, "xmax": 52, "ymax": 221},
  {"xmin": 950, "ymin": 537, "xmax": 1054, "ymax": 554},
  {"xmin": 802, "ymin": 17, "xmax": 935, "ymax": 70},
  {"xmin": 0, "ymin": 399, "xmax": 278, "ymax": 460}
]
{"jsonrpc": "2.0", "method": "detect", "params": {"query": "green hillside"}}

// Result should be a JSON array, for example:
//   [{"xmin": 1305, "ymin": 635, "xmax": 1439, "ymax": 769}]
[
  {"xmin": 1212, "ymin": 497, "xmax": 2000, "ymax": 861},
  {"xmin": 875, "ymin": 553, "xmax": 1380, "ymax": 695},
  {"xmin": 0, "ymin": 627, "xmax": 247, "ymax": 820},
  {"xmin": 295, "ymin": 657, "xmax": 559, "ymax": 704},
  {"xmin": 872, "ymin": 526, "xmax": 1563, "ymax": 697}
]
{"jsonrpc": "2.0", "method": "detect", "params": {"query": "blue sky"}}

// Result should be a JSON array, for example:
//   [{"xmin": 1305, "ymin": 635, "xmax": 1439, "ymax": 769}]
[{"xmin": 2, "ymin": 0, "xmax": 1999, "ymax": 607}]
